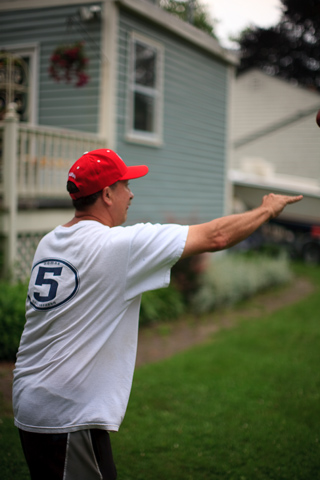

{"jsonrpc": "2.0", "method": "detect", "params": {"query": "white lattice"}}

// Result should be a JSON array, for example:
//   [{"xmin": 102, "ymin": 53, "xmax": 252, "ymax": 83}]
[{"xmin": 15, "ymin": 232, "xmax": 47, "ymax": 280}]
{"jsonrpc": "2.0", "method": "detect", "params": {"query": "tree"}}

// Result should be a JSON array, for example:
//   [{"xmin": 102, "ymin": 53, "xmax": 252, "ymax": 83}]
[
  {"xmin": 160, "ymin": 0, "xmax": 217, "ymax": 38},
  {"xmin": 237, "ymin": 0, "xmax": 320, "ymax": 91}
]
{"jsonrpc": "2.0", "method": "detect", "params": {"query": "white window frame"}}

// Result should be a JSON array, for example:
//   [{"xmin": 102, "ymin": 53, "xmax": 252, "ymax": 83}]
[
  {"xmin": 126, "ymin": 32, "xmax": 164, "ymax": 147},
  {"xmin": 0, "ymin": 43, "xmax": 39, "ymax": 124}
]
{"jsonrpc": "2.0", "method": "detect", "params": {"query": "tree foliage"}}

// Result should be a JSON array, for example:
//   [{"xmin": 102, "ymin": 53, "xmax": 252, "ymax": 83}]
[
  {"xmin": 160, "ymin": 0, "xmax": 217, "ymax": 38},
  {"xmin": 237, "ymin": 0, "xmax": 320, "ymax": 91}
]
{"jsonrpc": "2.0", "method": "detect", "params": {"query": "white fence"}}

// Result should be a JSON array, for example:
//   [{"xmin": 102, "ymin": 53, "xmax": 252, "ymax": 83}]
[{"xmin": 0, "ymin": 104, "xmax": 107, "ymax": 278}]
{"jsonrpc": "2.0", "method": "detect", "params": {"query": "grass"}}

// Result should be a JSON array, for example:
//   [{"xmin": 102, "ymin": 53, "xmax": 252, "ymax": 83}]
[
  {"xmin": 1, "ymin": 263, "xmax": 320, "ymax": 479},
  {"xmin": 0, "ymin": 418, "xmax": 29, "ymax": 480}
]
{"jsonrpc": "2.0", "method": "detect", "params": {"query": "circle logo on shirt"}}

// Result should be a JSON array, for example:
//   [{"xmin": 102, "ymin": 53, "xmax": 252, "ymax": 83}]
[{"xmin": 28, "ymin": 258, "xmax": 80, "ymax": 310}]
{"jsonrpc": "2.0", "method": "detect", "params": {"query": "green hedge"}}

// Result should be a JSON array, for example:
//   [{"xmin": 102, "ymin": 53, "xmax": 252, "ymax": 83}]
[
  {"xmin": 0, "ymin": 282, "xmax": 28, "ymax": 361},
  {"xmin": 139, "ymin": 285, "xmax": 185, "ymax": 326}
]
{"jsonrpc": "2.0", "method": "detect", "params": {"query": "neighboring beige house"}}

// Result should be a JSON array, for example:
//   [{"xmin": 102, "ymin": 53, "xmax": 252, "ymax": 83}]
[{"xmin": 230, "ymin": 69, "xmax": 320, "ymax": 226}]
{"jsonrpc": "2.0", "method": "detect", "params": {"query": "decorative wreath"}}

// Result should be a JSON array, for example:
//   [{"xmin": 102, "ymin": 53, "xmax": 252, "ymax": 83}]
[{"xmin": 48, "ymin": 41, "xmax": 89, "ymax": 87}]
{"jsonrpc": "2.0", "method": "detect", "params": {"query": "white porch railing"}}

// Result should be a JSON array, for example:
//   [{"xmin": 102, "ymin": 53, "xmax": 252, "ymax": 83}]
[
  {"xmin": 12, "ymin": 122, "xmax": 106, "ymax": 197},
  {"xmin": 0, "ymin": 104, "xmax": 107, "ymax": 278},
  {"xmin": 1, "ymin": 116, "xmax": 107, "ymax": 198}
]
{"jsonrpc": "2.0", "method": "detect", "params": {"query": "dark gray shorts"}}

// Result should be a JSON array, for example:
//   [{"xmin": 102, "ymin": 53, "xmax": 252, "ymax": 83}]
[{"xmin": 19, "ymin": 428, "xmax": 117, "ymax": 480}]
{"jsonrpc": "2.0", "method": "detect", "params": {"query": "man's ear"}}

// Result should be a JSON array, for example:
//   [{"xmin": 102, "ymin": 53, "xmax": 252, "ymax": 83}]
[{"xmin": 102, "ymin": 186, "xmax": 112, "ymax": 205}]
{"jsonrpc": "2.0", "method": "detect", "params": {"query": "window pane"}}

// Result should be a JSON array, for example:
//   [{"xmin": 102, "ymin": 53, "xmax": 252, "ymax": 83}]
[
  {"xmin": 134, "ymin": 43, "xmax": 156, "ymax": 87},
  {"xmin": 133, "ymin": 92, "xmax": 154, "ymax": 132}
]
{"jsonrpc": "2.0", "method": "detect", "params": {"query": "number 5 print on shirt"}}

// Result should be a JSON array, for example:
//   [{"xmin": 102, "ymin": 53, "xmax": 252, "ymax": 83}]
[{"xmin": 28, "ymin": 259, "xmax": 79, "ymax": 310}]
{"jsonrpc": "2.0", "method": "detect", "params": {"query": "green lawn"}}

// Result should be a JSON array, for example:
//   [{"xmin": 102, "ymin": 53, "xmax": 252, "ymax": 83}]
[{"xmin": 1, "ymin": 264, "xmax": 320, "ymax": 479}]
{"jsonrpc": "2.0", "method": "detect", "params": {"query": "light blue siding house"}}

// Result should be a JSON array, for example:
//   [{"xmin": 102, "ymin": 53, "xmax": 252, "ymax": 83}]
[{"xmin": 0, "ymin": 0, "xmax": 237, "ymax": 276}]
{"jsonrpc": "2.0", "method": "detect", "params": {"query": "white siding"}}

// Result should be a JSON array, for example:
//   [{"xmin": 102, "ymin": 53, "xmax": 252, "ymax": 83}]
[{"xmin": 232, "ymin": 69, "xmax": 320, "ymax": 182}]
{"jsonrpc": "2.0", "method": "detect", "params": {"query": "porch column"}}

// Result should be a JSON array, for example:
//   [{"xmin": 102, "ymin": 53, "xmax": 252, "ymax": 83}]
[{"xmin": 3, "ymin": 102, "xmax": 18, "ymax": 278}]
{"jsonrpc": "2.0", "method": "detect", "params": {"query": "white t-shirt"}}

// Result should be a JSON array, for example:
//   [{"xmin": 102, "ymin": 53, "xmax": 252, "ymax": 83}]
[{"xmin": 13, "ymin": 221, "xmax": 188, "ymax": 433}]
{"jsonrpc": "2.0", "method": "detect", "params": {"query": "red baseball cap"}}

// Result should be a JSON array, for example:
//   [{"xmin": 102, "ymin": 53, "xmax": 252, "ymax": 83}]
[{"xmin": 67, "ymin": 149, "xmax": 149, "ymax": 199}]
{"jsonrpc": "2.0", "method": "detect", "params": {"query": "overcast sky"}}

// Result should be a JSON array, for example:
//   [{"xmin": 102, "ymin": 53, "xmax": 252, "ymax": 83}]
[{"xmin": 202, "ymin": 0, "xmax": 283, "ymax": 48}]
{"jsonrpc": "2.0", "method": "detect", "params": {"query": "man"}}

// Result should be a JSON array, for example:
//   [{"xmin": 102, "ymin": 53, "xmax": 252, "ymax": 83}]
[{"xmin": 13, "ymin": 148, "xmax": 302, "ymax": 480}]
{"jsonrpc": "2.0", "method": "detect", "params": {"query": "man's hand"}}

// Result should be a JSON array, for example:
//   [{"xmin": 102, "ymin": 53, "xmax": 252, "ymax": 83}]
[{"xmin": 262, "ymin": 193, "xmax": 303, "ymax": 219}]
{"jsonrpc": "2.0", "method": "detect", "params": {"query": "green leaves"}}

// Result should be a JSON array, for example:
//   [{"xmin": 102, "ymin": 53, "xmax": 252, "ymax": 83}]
[{"xmin": 0, "ymin": 282, "xmax": 28, "ymax": 361}]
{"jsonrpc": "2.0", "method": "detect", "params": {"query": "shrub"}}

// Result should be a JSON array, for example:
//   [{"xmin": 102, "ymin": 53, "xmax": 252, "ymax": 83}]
[
  {"xmin": 0, "ymin": 281, "xmax": 185, "ymax": 360},
  {"xmin": 191, "ymin": 252, "xmax": 293, "ymax": 314},
  {"xmin": 171, "ymin": 253, "xmax": 209, "ymax": 305},
  {"xmin": 140, "ymin": 285, "xmax": 185, "ymax": 326},
  {"xmin": 0, "ymin": 253, "xmax": 293, "ymax": 360},
  {"xmin": 0, "ymin": 282, "xmax": 28, "ymax": 361}
]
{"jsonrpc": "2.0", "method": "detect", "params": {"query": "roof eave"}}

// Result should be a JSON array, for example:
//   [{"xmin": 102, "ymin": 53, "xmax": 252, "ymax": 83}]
[{"xmin": 115, "ymin": 0, "xmax": 239, "ymax": 66}]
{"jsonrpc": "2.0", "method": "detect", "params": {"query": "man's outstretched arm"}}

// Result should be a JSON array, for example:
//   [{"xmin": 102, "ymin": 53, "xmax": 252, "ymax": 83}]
[{"xmin": 181, "ymin": 193, "xmax": 303, "ymax": 259}]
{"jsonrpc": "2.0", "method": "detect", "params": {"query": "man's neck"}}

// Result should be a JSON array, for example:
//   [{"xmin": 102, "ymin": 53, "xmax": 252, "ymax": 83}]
[{"xmin": 63, "ymin": 212, "xmax": 110, "ymax": 227}]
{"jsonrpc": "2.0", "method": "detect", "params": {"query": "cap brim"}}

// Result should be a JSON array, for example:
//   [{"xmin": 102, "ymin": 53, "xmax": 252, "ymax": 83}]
[{"xmin": 119, "ymin": 165, "xmax": 149, "ymax": 181}]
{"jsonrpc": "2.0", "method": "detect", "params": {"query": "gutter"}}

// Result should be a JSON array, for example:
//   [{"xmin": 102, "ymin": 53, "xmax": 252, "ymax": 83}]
[{"xmin": 230, "ymin": 169, "xmax": 320, "ymax": 198}]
